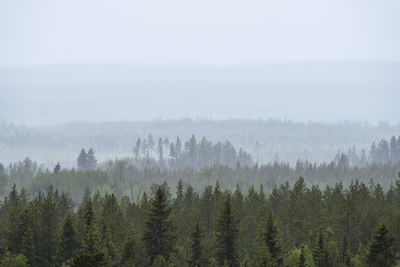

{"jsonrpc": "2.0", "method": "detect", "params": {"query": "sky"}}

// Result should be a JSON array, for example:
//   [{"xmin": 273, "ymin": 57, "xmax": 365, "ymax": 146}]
[
  {"xmin": 0, "ymin": 0, "xmax": 399, "ymax": 66},
  {"xmin": 0, "ymin": 0, "xmax": 399, "ymax": 126}
]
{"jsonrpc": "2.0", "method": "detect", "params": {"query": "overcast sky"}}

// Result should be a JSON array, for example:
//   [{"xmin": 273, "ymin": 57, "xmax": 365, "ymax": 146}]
[{"xmin": 1, "ymin": 0, "xmax": 399, "ymax": 67}]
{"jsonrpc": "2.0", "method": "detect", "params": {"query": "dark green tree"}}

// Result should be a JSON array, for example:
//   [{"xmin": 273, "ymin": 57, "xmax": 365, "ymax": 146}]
[
  {"xmin": 366, "ymin": 222, "xmax": 395, "ymax": 267},
  {"xmin": 215, "ymin": 195, "xmax": 238, "ymax": 267},
  {"xmin": 72, "ymin": 250, "xmax": 106, "ymax": 267},
  {"xmin": 188, "ymin": 221, "xmax": 206, "ymax": 267},
  {"xmin": 143, "ymin": 185, "xmax": 176, "ymax": 265},
  {"xmin": 313, "ymin": 228, "xmax": 330, "ymax": 267},
  {"xmin": 263, "ymin": 213, "xmax": 283, "ymax": 266},
  {"xmin": 121, "ymin": 232, "xmax": 135, "ymax": 266},
  {"xmin": 60, "ymin": 211, "xmax": 79, "ymax": 263}
]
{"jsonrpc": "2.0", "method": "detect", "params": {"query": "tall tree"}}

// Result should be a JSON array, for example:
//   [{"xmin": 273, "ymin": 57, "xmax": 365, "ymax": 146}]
[
  {"xmin": 158, "ymin": 137, "xmax": 164, "ymax": 165},
  {"xmin": 313, "ymin": 228, "xmax": 330, "ymax": 267},
  {"xmin": 82, "ymin": 197, "xmax": 99, "ymax": 252},
  {"xmin": 143, "ymin": 185, "xmax": 176, "ymax": 265},
  {"xmin": 188, "ymin": 221, "xmax": 206, "ymax": 267},
  {"xmin": 134, "ymin": 138, "xmax": 141, "ymax": 160},
  {"xmin": 77, "ymin": 148, "xmax": 88, "ymax": 171},
  {"xmin": 366, "ymin": 222, "xmax": 395, "ymax": 267},
  {"xmin": 87, "ymin": 148, "xmax": 97, "ymax": 170},
  {"xmin": 215, "ymin": 195, "xmax": 238, "ymax": 267},
  {"xmin": 60, "ymin": 211, "xmax": 79, "ymax": 263},
  {"xmin": 262, "ymin": 213, "xmax": 283, "ymax": 266}
]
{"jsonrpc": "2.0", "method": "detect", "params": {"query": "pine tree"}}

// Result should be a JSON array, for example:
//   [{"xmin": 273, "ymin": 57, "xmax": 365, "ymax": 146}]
[
  {"xmin": 263, "ymin": 213, "xmax": 283, "ymax": 266},
  {"xmin": 313, "ymin": 228, "xmax": 330, "ymax": 267},
  {"xmin": 143, "ymin": 185, "xmax": 176, "ymax": 265},
  {"xmin": 121, "ymin": 233, "xmax": 135, "ymax": 266},
  {"xmin": 134, "ymin": 138, "xmax": 141, "ymax": 160},
  {"xmin": 54, "ymin": 162, "xmax": 61, "ymax": 174},
  {"xmin": 60, "ymin": 211, "xmax": 79, "ymax": 263},
  {"xmin": 158, "ymin": 137, "xmax": 164, "ymax": 164},
  {"xmin": 82, "ymin": 197, "xmax": 99, "ymax": 252},
  {"xmin": 21, "ymin": 225, "xmax": 35, "ymax": 266},
  {"xmin": 87, "ymin": 148, "xmax": 97, "ymax": 170},
  {"xmin": 188, "ymin": 221, "xmax": 206, "ymax": 267},
  {"xmin": 215, "ymin": 195, "xmax": 238, "ymax": 267},
  {"xmin": 175, "ymin": 136, "xmax": 182, "ymax": 156},
  {"xmin": 37, "ymin": 191, "xmax": 59, "ymax": 267},
  {"xmin": 254, "ymin": 243, "xmax": 272, "ymax": 267},
  {"xmin": 77, "ymin": 148, "xmax": 88, "ymax": 170},
  {"xmin": 366, "ymin": 222, "xmax": 395, "ymax": 267},
  {"xmin": 147, "ymin": 133, "xmax": 155, "ymax": 157}
]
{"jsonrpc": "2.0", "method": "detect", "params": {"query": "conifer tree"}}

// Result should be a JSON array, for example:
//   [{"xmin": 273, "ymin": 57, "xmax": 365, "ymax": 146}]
[
  {"xmin": 134, "ymin": 138, "xmax": 141, "ymax": 160},
  {"xmin": 366, "ymin": 222, "xmax": 395, "ymax": 267},
  {"xmin": 143, "ymin": 185, "xmax": 176, "ymax": 265},
  {"xmin": 158, "ymin": 137, "xmax": 164, "ymax": 164},
  {"xmin": 77, "ymin": 148, "xmax": 88, "ymax": 170},
  {"xmin": 215, "ymin": 195, "xmax": 238, "ymax": 267},
  {"xmin": 87, "ymin": 148, "xmax": 97, "ymax": 170},
  {"xmin": 254, "ymin": 243, "xmax": 272, "ymax": 267},
  {"xmin": 54, "ymin": 162, "xmax": 61, "ymax": 174},
  {"xmin": 263, "ymin": 213, "xmax": 283, "ymax": 266},
  {"xmin": 188, "ymin": 221, "xmax": 206, "ymax": 267},
  {"xmin": 82, "ymin": 198, "xmax": 99, "ymax": 252},
  {"xmin": 121, "ymin": 232, "xmax": 135, "ymax": 266},
  {"xmin": 21, "ymin": 225, "xmax": 35, "ymax": 266},
  {"xmin": 60, "ymin": 211, "xmax": 79, "ymax": 263},
  {"xmin": 313, "ymin": 228, "xmax": 330, "ymax": 267},
  {"xmin": 176, "ymin": 136, "xmax": 182, "ymax": 156}
]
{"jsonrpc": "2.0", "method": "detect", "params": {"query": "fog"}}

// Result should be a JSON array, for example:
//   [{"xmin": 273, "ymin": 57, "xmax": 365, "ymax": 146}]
[
  {"xmin": 1, "ymin": 0, "xmax": 399, "ymax": 125},
  {"xmin": 0, "ymin": 62, "xmax": 399, "ymax": 126}
]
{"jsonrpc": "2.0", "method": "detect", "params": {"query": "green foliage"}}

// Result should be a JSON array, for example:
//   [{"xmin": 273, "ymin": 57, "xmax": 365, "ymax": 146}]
[
  {"xmin": 366, "ymin": 221, "xmax": 396, "ymax": 267},
  {"xmin": 285, "ymin": 245, "xmax": 314, "ymax": 267},
  {"xmin": 313, "ymin": 228, "xmax": 331, "ymax": 267},
  {"xmin": 143, "ymin": 186, "xmax": 176, "ymax": 265},
  {"xmin": 60, "ymin": 211, "xmax": 79, "ymax": 263},
  {"xmin": 0, "ymin": 251, "xmax": 27, "ymax": 267},
  {"xmin": 216, "ymin": 195, "xmax": 238, "ymax": 267},
  {"xmin": 188, "ymin": 221, "xmax": 206, "ymax": 267},
  {"xmin": 71, "ymin": 250, "xmax": 107, "ymax": 267}
]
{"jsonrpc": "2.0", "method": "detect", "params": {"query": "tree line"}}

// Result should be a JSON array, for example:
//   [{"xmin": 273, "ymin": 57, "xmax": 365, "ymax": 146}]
[
  {"xmin": 1, "ymin": 176, "xmax": 400, "ymax": 266},
  {"xmin": 132, "ymin": 134, "xmax": 252, "ymax": 170},
  {"xmin": 339, "ymin": 136, "xmax": 400, "ymax": 167}
]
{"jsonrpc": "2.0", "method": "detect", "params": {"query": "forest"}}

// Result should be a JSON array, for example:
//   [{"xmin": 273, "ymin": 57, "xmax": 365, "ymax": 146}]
[
  {"xmin": 0, "ymin": 134, "xmax": 399, "ymax": 266},
  {"xmin": 0, "ymin": 175, "xmax": 400, "ymax": 266}
]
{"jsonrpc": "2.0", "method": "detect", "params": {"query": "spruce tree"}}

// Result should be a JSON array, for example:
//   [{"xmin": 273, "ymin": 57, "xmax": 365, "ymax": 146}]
[
  {"xmin": 313, "ymin": 228, "xmax": 330, "ymax": 267},
  {"xmin": 77, "ymin": 148, "xmax": 88, "ymax": 170},
  {"xmin": 143, "ymin": 185, "xmax": 176, "ymax": 265},
  {"xmin": 60, "ymin": 211, "xmax": 79, "ymax": 263},
  {"xmin": 254, "ymin": 243, "xmax": 272, "ymax": 267},
  {"xmin": 87, "ymin": 148, "xmax": 97, "ymax": 170},
  {"xmin": 366, "ymin": 222, "xmax": 395, "ymax": 267},
  {"xmin": 121, "ymin": 232, "xmax": 135, "ymax": 266},
  {"xmin": 82, "ymin": 197, "xmax": 98, "ymax": 252},
  {"xmin": 54, "ymin": 162, "xmax": 61, "ymax": 174},
  {"xmin": 21, "ymin": 225, "xmax": 35, "ymax": 266},
  {"xmin": 188, "ymin": 221, "xmax": 206, "ymax": 267},
  {"xmin": 263, "ymin": 212, "xmax": 283, "ymax": 266},
  {"xmin": 215, "ymin": 195, "xmax": 238, "ymax": 267}
]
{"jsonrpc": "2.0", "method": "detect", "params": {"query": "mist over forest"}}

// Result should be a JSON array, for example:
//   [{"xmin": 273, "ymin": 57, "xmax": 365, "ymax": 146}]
[{"xmin": 2, "ymin": 0, "xmax": 400, "ymax": 266}]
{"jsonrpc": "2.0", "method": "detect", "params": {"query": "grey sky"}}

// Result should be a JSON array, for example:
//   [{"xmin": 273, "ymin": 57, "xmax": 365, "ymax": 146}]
[{"xmin": 1, "ymin": 0, "xmax": 399, "ymax": 66}]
